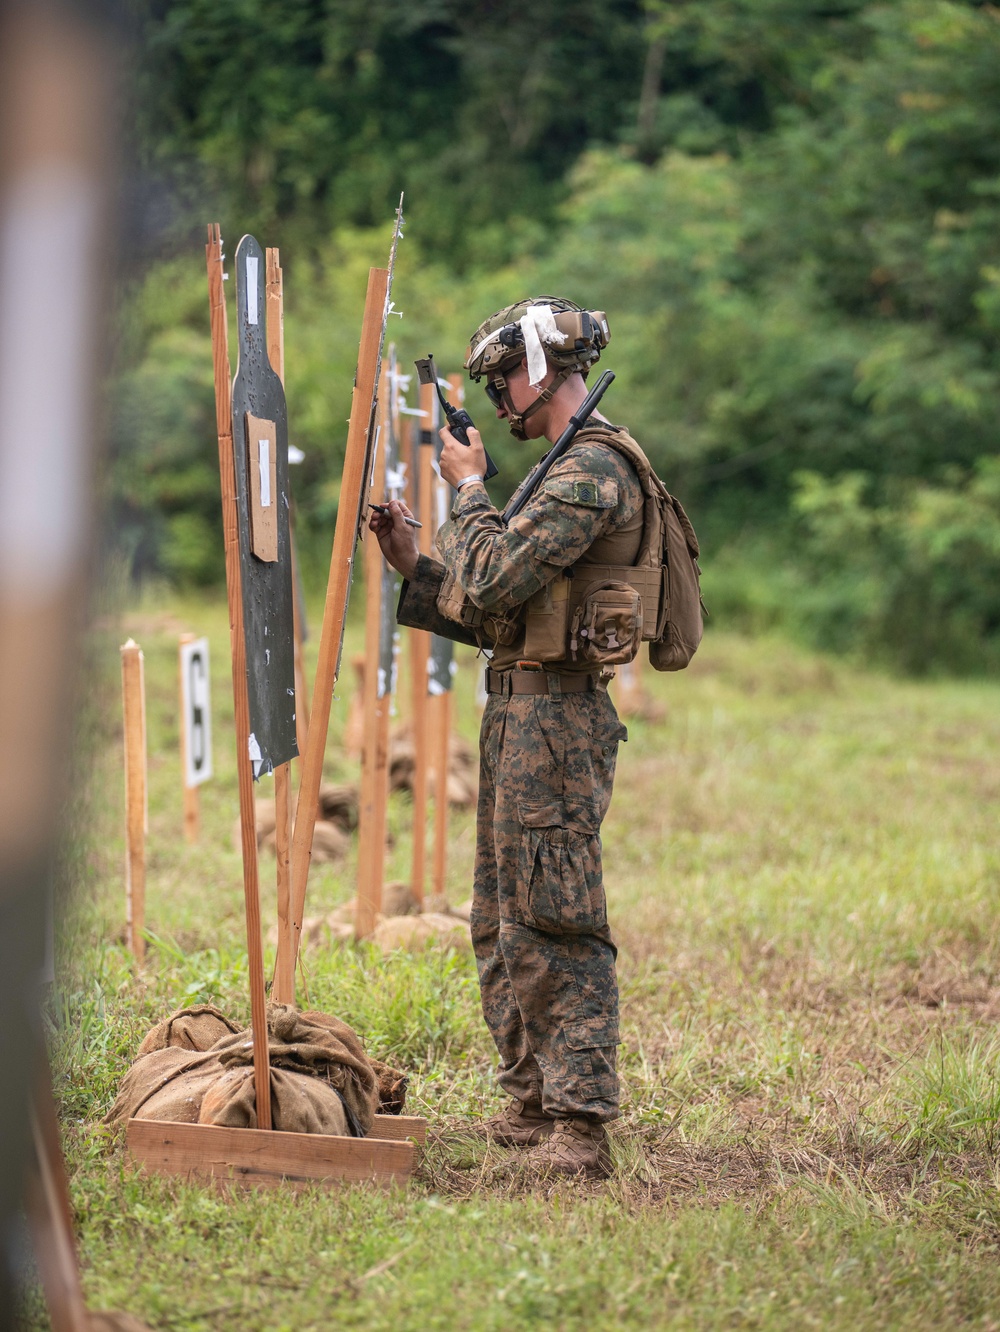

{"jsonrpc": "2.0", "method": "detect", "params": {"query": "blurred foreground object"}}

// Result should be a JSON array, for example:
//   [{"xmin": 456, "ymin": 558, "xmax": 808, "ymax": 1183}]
[{"xmin": 0, "ymin": 1, "xmax": 149, "ymax": 1328}]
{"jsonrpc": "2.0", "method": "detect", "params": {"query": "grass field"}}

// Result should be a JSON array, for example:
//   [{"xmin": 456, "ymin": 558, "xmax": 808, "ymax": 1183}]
[{"xmin": 38, "ymin": 591, "xmax": 1000, "ymax": 1330}]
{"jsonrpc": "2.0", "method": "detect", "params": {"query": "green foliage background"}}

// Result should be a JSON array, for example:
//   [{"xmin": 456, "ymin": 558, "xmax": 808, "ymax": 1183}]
[{"xmin": 114, "ymin": 0, "xmax": 1000, "ymax": 673}]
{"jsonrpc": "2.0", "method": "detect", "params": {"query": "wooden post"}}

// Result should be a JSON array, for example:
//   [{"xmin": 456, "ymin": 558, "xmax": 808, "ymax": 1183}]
[
  {"xmin": 178, "ymin": 633, "xmax": 200, "ymax": 843},
  {"xmin": 288, "ymin": 266, "xmax": 390, "ymax": 983},
  {"xmin": 355, "ymin": 361, "xmax": 392, "ymax": 939},
  {"xmin": 265, "ymin": 246, "xmax": 296, "ymax": 1007},
  {"xmin": 206, "ymin": 224, "xmax": 271, "ymax": 1130},
  {"xmin": 408, "ymin": 379, "xmax": 435, "ymax": 905},
  {"xmin": 428, "ymin": 374, "xmax": 464, "ymax": 901},
  {"xmin": 120, "ymin": 638, "xmax": 146, "ymax": 961},
  {"xmin": 290, "ymin": 526, "xmax": 310, "ymax": 759},
  {"xmin": 29, "ymin": 1075, "xmax": 90, "ymax": 1332}
]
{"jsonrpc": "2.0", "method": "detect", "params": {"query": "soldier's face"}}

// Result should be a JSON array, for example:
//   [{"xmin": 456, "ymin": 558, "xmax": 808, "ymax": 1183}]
[{"xmin": 498, "ymin": 360, "xmax": 552, "ymax": 439}]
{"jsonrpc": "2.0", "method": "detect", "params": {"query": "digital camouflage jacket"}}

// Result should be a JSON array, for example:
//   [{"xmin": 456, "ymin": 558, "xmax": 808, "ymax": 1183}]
[{"xmin": 396, "ymin": 427, "xmax": 645, "ymax": 671}]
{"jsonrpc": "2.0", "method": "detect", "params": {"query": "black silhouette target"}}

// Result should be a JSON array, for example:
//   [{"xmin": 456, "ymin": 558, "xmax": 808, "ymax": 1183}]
[{"xmin": 231, "ymin": 234, "xmax": 297, "ymax": 776}]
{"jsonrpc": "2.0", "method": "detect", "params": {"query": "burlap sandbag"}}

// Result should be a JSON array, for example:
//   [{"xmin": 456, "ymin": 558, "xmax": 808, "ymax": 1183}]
[
  {"xmin": 135, "ymin": 1003, "xmax": 240, "ymax": 1057},
  {"xmin": 371, "ymin": 912, "xmax": 472, "ymax": 956},
  {"xmin": 105, "ymin": 1046, "xmax": 224, "ymax": 1125},
  {"xmin": 370, "ymin": 1058, "xmax": 408, "ymax": 1114},
  {"xmin": 168, "ymin": 1005, "xmax": 380, "ymax": 1135},
  {"xmin": 198, "ymin": 1065, "xmax": 350, "ymax": 1134},
  {"xmin": 109, "ymin": 1003, "xmax": 381, "ymax": 1137},
  {"xmin": 256, "ymin": 1004, "xmax": 378, "ymax": 1135}
]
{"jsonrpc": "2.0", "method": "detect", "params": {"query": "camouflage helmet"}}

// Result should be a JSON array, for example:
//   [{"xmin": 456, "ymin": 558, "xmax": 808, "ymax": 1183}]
[{"xmin": 465, "ymin": 296, "xmax": 610, "ymax": 440}]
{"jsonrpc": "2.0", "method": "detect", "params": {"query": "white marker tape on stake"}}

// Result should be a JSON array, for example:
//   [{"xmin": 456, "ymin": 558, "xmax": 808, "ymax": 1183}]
[
  {"xmin": 246, "ymin": 254, "xmax": 258, "ymax": 325},
  {"xmin": 258, "ymin": 438, "xmax": 271, "ymax": 506}
]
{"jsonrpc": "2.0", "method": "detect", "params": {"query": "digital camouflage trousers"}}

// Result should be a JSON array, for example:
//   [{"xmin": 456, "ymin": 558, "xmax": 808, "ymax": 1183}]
[{"xmin": 472, "ymin": 683, "xmax": 628, "ymax": 1122}]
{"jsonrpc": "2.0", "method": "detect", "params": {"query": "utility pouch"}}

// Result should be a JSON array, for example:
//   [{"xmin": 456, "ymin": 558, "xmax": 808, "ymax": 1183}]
[
  {"xmin": 522, "ymin": 573, "xmax": 573, "ymax": 662},
  {"xmin": 568, "ymin": 580, "xmax": 642, "ymax": 666},
  {"xmin": 436, "ymin": 568, "xmax": 521, "ymax": 647}
]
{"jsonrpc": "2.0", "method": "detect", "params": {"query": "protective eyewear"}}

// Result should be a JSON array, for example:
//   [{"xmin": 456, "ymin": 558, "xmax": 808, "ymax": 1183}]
[{"xmin": 484, "ymin": 378, "xmax": 505, "ymax": 408}]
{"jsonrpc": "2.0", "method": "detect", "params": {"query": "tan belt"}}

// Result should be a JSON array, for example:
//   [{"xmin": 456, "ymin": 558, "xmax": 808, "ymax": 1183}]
[{"xmin": 485, "ymin": 667, "xmax": 605, "ymax": 697}]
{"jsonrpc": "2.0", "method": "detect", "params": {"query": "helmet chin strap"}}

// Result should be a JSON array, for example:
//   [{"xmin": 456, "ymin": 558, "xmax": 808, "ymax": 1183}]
[{"xmin": 498, "ymin": 366, "xmax": 575, "ymax": 441}]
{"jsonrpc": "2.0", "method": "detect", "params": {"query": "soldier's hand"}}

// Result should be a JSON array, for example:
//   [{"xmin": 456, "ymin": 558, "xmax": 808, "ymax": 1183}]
[
  {"xmin": 369, "ymin": 500, "xmax": 420, "ymax": 578},
  {"xmin": 439, "ymin": 424, "xmax": 488, "ymax": 490}
]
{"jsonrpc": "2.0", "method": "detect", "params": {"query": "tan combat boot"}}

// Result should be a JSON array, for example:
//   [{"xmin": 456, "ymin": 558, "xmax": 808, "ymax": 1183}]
[
  {"xmin": 471, "ymin": 1100, "xmax": 554, "ymax": 1147},
  {"xmin": 524, "ymin": 1116, "xmax": 611, "ymax": 1179}
]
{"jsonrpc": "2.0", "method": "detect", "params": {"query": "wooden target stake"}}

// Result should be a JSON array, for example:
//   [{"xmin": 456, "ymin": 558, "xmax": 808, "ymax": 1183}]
[
  {"xmin": 120, "ymin": 638, "xmax": 146, "ymax": 961},
  {"xmin": 408, "ymin": 378, "xmax": 436, "ymax": 904},
  {"xmin": 206, "ymin": 224, "xmax": 271, "ymax": 1129},
  {"xmin": 290, "ymin": 526, "xmax": 310, "ymax": 758},
  {"xmin": 178, "ymin": 632, "xmax": 200, "ymax": 844},
  {"xmin": 288, "ymin": 265, "xmax": 390, "ymax": 984},
  {"xmin": 427, "ymin": 374, "xmax": 465, "ymax": 900},
  {"xmin": 265, "ymin": 247, "xmax": 296, "ymax": 1007},
  {"xmin": 355, "ymin": 361, "xmax": 393, "ymax": 939}
]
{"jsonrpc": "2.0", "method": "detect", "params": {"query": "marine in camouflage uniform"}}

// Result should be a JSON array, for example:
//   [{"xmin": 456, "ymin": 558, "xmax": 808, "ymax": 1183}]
[
  {"xmin": 398, "ymin": 442, "xmax": 643, "ymax": 1125},
  {"xmin": 379, "ymin": 297, "xmax": 643, "ymax": 1176}
]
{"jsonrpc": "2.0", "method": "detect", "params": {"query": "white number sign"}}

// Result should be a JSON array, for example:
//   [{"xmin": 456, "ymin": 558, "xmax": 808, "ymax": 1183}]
[{"xmin": 180, "ymin": 637, "xmax": 213, "ymax": 788}]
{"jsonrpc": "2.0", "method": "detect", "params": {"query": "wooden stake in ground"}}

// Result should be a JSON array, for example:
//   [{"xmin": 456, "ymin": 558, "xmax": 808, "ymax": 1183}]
[
  {"xmin": 408, "ymin": 376, "xmax": 436, "ymax": 904},
  {"xmin": 427, "ymin": 374, "xmax": 464, "ymax": 900},
  {"xmin": 355, "ymin": 359, "xmax": 394, "ymax": 939},
  {"xmin": 206, "ymin": 224, "xmax": 271, "ymax": 1130},
  {"xmin": 265, "ymin": 246, "xmax": 296, "ymax": 1006},
  {"xmin": 290, "ymin": 528, "xmax": 311, "ymax": 758},
  {"xmin": 120, "ymin": 638, "xmax": 146, "ymax": 961},
  {"xmin": 288, "ymin": 262, "xmax": 395, "ymax": 980},
  {"xmin": 28, "ymin": 1073, "xmax": 94, "ymax": 1332}
]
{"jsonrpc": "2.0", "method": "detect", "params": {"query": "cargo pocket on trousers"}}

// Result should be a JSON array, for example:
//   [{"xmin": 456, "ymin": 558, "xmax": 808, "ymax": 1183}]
[
  {"xmin": 515, "ymin": 799, "xmax": 607, "ymax": 935},
  {"xmin": 564, "ymin": 1015, "xmax": 620, "ymax": 1052}
]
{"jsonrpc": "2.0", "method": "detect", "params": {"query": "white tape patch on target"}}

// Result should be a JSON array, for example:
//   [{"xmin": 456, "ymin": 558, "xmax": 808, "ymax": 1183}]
[{"xmin": 180, "ymin": 637, "xmax": 213, "ymax": 788}]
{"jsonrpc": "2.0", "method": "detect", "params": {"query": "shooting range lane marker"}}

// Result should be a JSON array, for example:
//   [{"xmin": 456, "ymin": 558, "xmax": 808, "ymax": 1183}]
[
  {"xmin": 288, "ymin": 264, "xmax": 391, "ymax": 984},
  {"xmin": 120, "ymin": 639, "xmax": 146, "ymax": 961},
  {"xmin": 178, "ymin": 632, "xmax": 211, "ymax": 844},
  {"xmin": 265, "ymin": 245, "xmax": 295, "ymax": 1008},
  {"xmin": 206, "ymin": 224, "xmax": 271, "ymax": 1130}
]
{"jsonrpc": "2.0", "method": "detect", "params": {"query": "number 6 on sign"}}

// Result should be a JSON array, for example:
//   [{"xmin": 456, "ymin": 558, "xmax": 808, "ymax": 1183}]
[{"xmin": 180, "ymin": 636, "xmax": 213, "ymax": 788}]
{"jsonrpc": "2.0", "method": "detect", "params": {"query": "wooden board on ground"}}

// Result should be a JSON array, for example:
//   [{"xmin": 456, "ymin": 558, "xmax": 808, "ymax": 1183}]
[
  {"xmin": 126, "ymin": 1118, "xmax": 422, "ymax": 1189},
  {"xmin": 372, "ymin": 1114, "xmax": 427, "ymax": 1143}
]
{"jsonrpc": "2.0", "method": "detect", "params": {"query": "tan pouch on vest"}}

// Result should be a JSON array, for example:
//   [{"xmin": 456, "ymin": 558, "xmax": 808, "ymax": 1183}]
[
  {"xmin": 568, "ymin": 579, "xmax": 643, "ymax": 667},
  {"xmin": 522, "ymin": 574, "xmax": 573, "ymax": 661}
]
